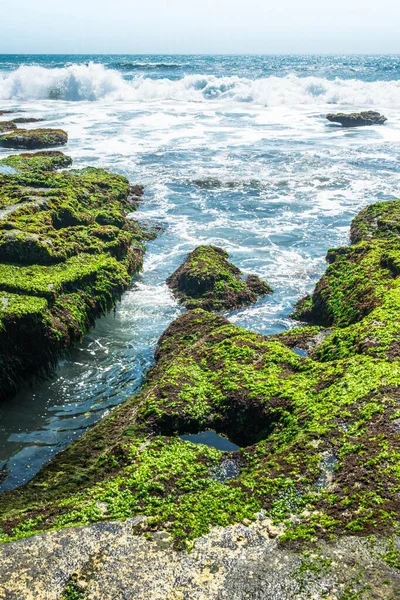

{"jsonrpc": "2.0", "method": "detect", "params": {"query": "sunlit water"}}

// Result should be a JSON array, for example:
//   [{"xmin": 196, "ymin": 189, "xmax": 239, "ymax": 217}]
[{"xmin": 0, "ymin": 55, "xmax": 399, "ymax": 491}]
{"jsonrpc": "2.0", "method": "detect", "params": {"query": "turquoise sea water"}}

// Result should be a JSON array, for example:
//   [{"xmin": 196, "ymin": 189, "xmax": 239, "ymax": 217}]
[{"xmin": 0, "ymin": 54, "xmax": 399, "ymax": 490}]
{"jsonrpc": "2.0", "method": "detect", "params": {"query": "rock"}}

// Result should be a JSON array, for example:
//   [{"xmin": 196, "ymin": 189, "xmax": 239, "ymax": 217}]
[
  {"xmin": 0, "ymin": 128, "xmax": 68, "ymax": 149},
  {"xmin": 292, "ymin": 198, "xmax": 400, "ymax": 361},
  {"xmin": 0, "ymin": 121, "xmax": 17, "ymax": 134},
  {"xmin": 0, "ymin": 150, "xmax": 73, "ymax": 172},
  {"xmin": 166, "ymin": 245, "xmax": 272, "ymax": 311},
  {"xmin": 0, "ymin": 152, "xmax": 148, "ymax": 400},
  {"xmin": 326, "ymin": 111, "xmax": 387, "ymax": 127},
  {"xmin": 0, "ymin": 519, "xmax": 398, "ymax": 599},
  {"xmin": 10, "ymin": 117, "xmax": 45, "ymax": 124},
  {"xmin": 1, "ymin": 198, "xmax": 400, "ymax": 597}
]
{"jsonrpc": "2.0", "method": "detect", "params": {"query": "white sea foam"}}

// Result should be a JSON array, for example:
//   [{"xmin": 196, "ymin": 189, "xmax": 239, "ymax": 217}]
[{"xmin": 1, "ymin": 63, "xmax": 400, "ymax": 107}]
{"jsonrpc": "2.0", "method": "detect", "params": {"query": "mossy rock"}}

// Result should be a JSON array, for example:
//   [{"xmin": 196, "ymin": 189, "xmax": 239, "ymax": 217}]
[
  {"xmin": 11, "ymin": 117, "xmax": 45, "ymax": 124},
  {"xmin": 293, "ymin": 199, "xmax": 400, "ymax": 330},
  {"xmin": 0, "ymin": 128, "xmax": 68, "ymax": 149},
  {"xmin": 0, "ymin": 151, "xmax": 72, "ymax": 173},
  {"xmin": 166, "ymin": 245, "xmax": 272, "ymax": 311},
  {"xmin": 1, "ymin": 303, "xmax": 399, "ymax": 550},
  {"xmin": 0, "ymin": 153, "xmax": 149, "ymax": 400},
  {"xmin": 0, "ymin": 121, "xmax": 17, "ymax": 134},
  {"xmin": 326, "ymin": 111, "xmax": 387, "ymax": 127}
]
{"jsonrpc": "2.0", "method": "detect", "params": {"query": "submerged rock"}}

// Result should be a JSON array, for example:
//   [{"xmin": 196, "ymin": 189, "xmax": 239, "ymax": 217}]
[
  {"xmin": 0, "ymin": 128, "xmax": 68, "ymax": 149},
  {"xmin": 0, "ymin": 151, "xmax": 149, "ymax": 400},
  {"xmin": 10, "ymin": 117, "xmax": 45, "ymax": 124},
  {"xmin": 166, "ymin": 245, "xmax": 272, "ymax": 311},
  {"xmin": 326, "ymin": 110, "xmax": 387, "ymax": 127}
]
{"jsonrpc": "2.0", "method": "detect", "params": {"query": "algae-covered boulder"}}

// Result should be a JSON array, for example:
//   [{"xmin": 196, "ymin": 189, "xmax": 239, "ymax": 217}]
[
  {"xmin": 0, "ymin": 128, "xmax": 68, "ymax": 149},
  {"xmin": 0, "ymin": 121, "xmax": 17, "ymax": 134},
  {"xmin": 0, "ymin": 150, "xmax": 73, "ymax": 172},
  {"xmin": 293, "ymin": 198, "xmax": 400, "ymax": 362},
  {"xmin": 326, "ymin": 111, "xmax": 387, "ymax": 127},
  {"xmin": 166, "ymin": 245, "xmax": 272, "ymax": 311},
  {"xmin": 11, "ymin": 117, "xmax": 45, "ymax": 124},
  {"xmin": 0, "ymin": 152, "xmax": 149, "ymax": 400}
]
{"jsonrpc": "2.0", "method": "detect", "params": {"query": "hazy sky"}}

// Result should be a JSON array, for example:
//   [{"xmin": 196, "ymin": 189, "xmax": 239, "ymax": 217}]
[{"xmin": 2, "ymin": 0, "xmax": 400, "ymax": 54}]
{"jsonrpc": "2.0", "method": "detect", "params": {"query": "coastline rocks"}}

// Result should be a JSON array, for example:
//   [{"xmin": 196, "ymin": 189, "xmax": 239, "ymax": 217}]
[
  {"xmin": 326, "ymin": 110, "xmax": 387, "ymax": 127},
  {"xmin": 0, "ymin": 150, "xmax": 73, "ymax": 172},
  {"xmin": 0, "ymin": 128, "xmax": 68, "ymax": 149},
  {"xmin": 166, "ymin": 245, "xmax": 272, "ymax": 311},
  {"xmin": 0, "ymin": 151, "xmax": 149, "ymax": 400},
  {"xmin": 10, "ymin": 117, "xmax": 45, "ymax": 124},
  {"xmin": 0, "ymin": 302, "xmax": 399, "ymax": 574},
  {"xmin": 0, "ymin": 121, "xmax": 17, "ymax": 134},
  {"xmin": 1, "ymin": 188, "xmax": 400, "ymax": 593},
  {"xmin": 293, "ymin": 198, "xmax": 400, "ymax": 361}
]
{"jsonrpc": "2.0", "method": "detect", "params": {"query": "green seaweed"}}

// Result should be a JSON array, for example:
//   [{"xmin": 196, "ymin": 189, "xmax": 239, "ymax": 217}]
[
  {"xmin": 0, "ymin": 153, "xmax": 148, "ymax": 400},
  {"xmin": 166, "ymin": 245, "xmax": 272, "ymax": 311}
]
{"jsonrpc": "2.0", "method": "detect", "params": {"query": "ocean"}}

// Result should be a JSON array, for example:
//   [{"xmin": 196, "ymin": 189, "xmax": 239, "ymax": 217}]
[{"xmin": 0, "ymin": 54, "xmax": 399, "ymax": 490}]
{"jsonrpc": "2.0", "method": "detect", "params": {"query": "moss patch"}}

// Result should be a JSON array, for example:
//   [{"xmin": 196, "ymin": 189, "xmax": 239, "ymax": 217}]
[
  {"xmin": 0, "ymin": 152, "xmax": 149, "ymax": 400},
  {"xmin": 1, "ymin": 195, "xmax": 399, "ymax": 557},
  {"xmin": 0, "ymin": 128, "xmax": 68, "ymax": 149},
  {"xmin": 166, "ymin": 245, "xmax": 272, "ymax": 311},
  {"xmin": 1, "ymin": 305, "xmax": 399, "ymax": 548}
]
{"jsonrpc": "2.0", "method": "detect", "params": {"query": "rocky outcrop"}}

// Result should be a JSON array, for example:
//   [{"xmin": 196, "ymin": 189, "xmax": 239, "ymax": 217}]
[
  {"xmin": 293, "ymin": 198, "xmax": 400, "ymax": 361},
  {"xmin": 0, "ymin": 151, "xmax": 150, "ymax": 401},
  {"xmin": 10, "ymin": 117, "xmax": 45, "ymax": 124},
  {"xmin": 1, "ymin": 196, "xmax": 400, "ymax": 596},
  {"xmin": 166, "ymin": 245, "xmax": 272, "ymax": 311},
  {"xmin": 0, "ymin": 121, "xmax": 17, "ymax": 134},
  {"xmin": 326, "ymin": 110, "xmax": 387, "ymax": 127},
  {"xmin": 0, "ymin": 128, "xmax": 68, "ymax": 149}
]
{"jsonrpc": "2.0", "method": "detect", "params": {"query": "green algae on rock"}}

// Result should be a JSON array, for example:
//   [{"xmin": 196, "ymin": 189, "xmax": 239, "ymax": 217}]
[
  {"xmin": 0, "ymin": 121, "xmax": 17, "ymax": 134},
  {"xmin": 0, "ymin": 150, "xmax": 73, "ymax": 173},
  {"xmin": 293, "ymin": 198, "xmax": 400, "ymax": 363},
  {"xmin": 1, "ymin": 197, "xmax": 400, "ymax": 596},
  {"xmin": 166, "ymin": 245, "xmax": 272, "ymax": 311},
  {"xmin": 0, "ymin": 128, "xmax": 68, "ymax": 149},
  {"xmin": 0, "ymin": 151, "xmax": 149, "ymax": 400},
  {"xmin": 1, "ymin": 304, "xmax": 399, "ymax": 553}
]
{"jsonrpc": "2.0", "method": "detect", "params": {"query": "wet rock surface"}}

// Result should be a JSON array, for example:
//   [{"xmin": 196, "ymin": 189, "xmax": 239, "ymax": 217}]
[
  {"xmin": 0, "ymin": 128, "xmax": 68, "ymax": 149},
  {"xmin": 326, "ymin": 111, "xmax": 387, "ymax": 127},
  {"xmin": 166, "ymin": 245, "xmax": 272, "ymax": 311}
]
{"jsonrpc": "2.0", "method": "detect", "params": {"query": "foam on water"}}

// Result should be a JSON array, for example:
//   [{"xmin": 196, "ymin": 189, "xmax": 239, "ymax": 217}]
[
  {"xmin": 0, "ymin": 54, "xmax": 400, "ymax": 491},
  {"xmin": 2, "ymin": 62, "xmax": 400, "ymax": 107}
]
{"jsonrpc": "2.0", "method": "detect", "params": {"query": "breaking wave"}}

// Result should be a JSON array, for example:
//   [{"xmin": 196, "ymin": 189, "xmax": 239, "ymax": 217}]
[{"xmin": 1, "ymin": 62, "xmax": 400, "ymax": 106}]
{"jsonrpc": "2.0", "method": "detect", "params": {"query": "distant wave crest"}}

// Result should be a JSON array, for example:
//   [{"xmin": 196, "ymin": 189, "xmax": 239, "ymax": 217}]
[{"xmin": 1, "ymin": 62, "xmax": 400, "ymax": 106}]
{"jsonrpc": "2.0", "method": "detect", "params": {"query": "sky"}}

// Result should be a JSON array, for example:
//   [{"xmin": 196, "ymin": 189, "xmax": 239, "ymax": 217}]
[{"xmin": 2, "ymin": 0, "xmax": 400, "ymax": 54}]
